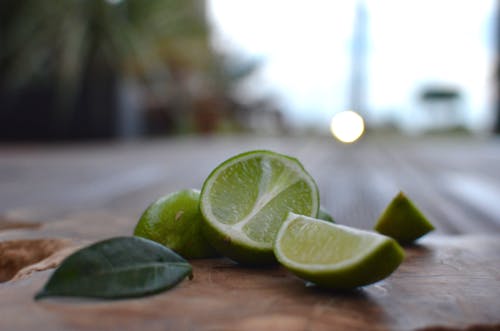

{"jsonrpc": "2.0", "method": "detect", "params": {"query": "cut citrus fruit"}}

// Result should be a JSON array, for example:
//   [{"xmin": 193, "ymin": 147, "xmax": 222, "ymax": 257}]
[
  {"xmin": 274, "ymin": 213, "xmax": 404, "ymax": 289},
  {"xmin": 134, "ymin": 189, "xmax": 218, "ymax": 259},
  {"xmin": 374, "ymin": 191, "xmax": 434, "ymax": 244},
  {"xmin": 200, "ymin": 150, "xmax": 319, "ymax": 265}
]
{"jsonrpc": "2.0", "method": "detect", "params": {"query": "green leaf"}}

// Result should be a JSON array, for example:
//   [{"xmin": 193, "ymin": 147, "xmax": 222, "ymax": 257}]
[{"xmin": 35, "ymin": 236, "xmax": 192, "ymax": 300}]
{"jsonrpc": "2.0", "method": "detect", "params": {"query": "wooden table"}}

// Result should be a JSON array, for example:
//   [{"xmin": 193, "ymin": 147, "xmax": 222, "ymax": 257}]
[{"xmin": 1, "ymin": 135, "xmax": 500, "ymax": 330}]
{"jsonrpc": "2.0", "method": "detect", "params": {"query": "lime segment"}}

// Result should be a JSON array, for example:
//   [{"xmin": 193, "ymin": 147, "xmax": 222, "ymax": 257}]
[
  {"xmin": 375, "ymin": 191, "xmax": 434, "ymax": 244},
  {"xmin": 200, "ymin": 150, "xmax": 320, "ymax": 265},
  {"xmin": 274, "ymin": 213, "xmax": 404, "ymax": 289}
]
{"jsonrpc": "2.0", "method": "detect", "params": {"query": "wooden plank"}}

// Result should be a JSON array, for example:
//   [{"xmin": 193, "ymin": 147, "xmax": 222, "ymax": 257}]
[
  {"xmin": 1, "ymin": 136, "xmax": 500, "ymax": 330},
  {"xmin": 2, "ymin": 136, "xmax": 500, "ymax": 234},
  {"xmin": 0, "ymin": 226, "xmax": 499, "ymax": 330}
]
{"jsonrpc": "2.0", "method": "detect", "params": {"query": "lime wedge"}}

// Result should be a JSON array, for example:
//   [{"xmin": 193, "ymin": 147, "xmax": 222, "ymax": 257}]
[
  {"xmin": 274, "ymin": 213, "xmax": 404, "ymax": 289},
  {"xmin": 200, "ymin": 150, "xmax": 320, "ymax": 265},
  {"xmin": 134, "ymin": 189, "xmax": 218, "ymax": 259},
  {"xmin": 374, "ymin": 192, "xmax": 434, "ymax": 244}
]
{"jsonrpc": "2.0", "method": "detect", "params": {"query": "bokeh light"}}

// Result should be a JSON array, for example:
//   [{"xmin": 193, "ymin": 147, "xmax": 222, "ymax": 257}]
[{"xmin": 330, "ymin": 111, "xmax": 365, "ymax": 143}]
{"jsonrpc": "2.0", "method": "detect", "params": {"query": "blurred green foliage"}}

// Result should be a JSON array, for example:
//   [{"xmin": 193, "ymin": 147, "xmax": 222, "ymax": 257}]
[
  {"xmin": 0, "ymin": 0, "xmax": 260, "ymax": 139},
  {"xmin": 0, "ymin": 0, "xmax": 208, "ymax": 88}
]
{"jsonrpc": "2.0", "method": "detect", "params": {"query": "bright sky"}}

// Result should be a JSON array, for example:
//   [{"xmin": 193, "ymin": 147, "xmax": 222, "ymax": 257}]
[{"xmin": 208, "ymin": 0, "xmax": 496, "ymax": 132}]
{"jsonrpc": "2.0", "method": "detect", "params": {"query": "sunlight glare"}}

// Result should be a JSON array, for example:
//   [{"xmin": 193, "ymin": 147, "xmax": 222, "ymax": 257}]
[{"xmin": 330, "ymin": 111, "xmax": 365, "ymax": 143}]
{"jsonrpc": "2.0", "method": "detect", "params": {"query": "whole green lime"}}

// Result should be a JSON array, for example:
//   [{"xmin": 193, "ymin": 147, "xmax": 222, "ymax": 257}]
[
  {"xmin": 134, "ymin": 189, "xmax": 218, "ymax": 259},
  {"xmin": 318, "ymin": 207, "xmax": 335, "ymax": 223}
]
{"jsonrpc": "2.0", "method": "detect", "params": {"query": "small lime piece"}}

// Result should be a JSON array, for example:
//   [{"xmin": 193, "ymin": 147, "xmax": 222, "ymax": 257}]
[
  {"xmin": 200, "ymin": 150, "xmax": 320, "ymax": 265},
  {"xmin": 374, "ymin": 192, "xmax": 434, "ymax": 244},
  {"xmin": 134, "ymin": 189, "xmax": 218, "ymax": 259},
  {"xmin": 274, "ymin": 213, "xmax": 405, "ymax": 289},
  {"xmin": 318, "ymin": 207, "xmax": 335, "ymax": 223}
]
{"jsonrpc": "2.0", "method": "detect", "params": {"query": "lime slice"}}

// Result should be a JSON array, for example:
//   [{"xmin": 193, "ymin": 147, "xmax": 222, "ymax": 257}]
[
  {"xmin": 374, "ymin": 192, "xmax": 434, "ymax": 244},
  {"xmin": 274, "ymin": 213, "xmax": 405, "ymax": 289},
  {"xmin": 200, "ymin": 150, "xmax": 320, "ymax": 265},
  {"xmin": 134, "ymin": 189, "xmax": 218, "ymax": 259},
  {"xmin": 318, "ymin": 207, "xmax": 335, "ymax": 223}
]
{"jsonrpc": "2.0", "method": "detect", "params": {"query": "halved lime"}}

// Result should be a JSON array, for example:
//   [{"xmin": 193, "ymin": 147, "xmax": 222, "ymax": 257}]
[
  {"xmin": 200, "ymin": 150, "xmax": 320, "ymax": 265},
  {"xmin": 374, "ymin": 191, "xmax": 434, "ymax": 244},
  {"xmin": 134, "ymin": 189, "xmax": 218, "ymax": 259},
  {"xmin": 274, "ymin": 213, "xmax": 404, "ymax": 289}
]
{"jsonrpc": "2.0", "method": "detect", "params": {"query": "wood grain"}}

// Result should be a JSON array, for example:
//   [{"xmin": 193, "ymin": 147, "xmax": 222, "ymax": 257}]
[
  {"xmin": 1, "ymin": 135, "xmax": 500, "ymax": 233},
  {"xmin": 1, "ymin": 135, "xmax": 500, "ymax": 330},
  {"xmin": 0, "ymin": 232, "xmax": 499, "ymax": 331}
]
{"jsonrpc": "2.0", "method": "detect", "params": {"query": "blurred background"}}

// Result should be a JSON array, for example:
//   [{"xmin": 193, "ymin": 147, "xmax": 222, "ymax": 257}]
[
  {"xmin": 0, "ymin": 0, "xmax": 499, "ymax": 141},
  {"xmin": 1, "ymin": 0, "xmax": 500, "ymax": 255}
]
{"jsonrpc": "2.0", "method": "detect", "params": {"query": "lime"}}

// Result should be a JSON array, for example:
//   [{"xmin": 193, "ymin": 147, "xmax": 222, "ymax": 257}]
[
  {"xmin": 200, "ymin": 150, "xmax": 320, "ymax": 265},
  {"xmin": 274, "ymin": 213, "xmax": 404, "ymax": 289},
  {"xmin": 374, "ymin": 191, "xmax": 434, "ymax": 244},
  {"xmin": 318, "ymin": 207, "xmax": 335, "ymax": 223},
  {"xmin": 134, "ymin": 189, "xmax": 218, "ymax": 259}
]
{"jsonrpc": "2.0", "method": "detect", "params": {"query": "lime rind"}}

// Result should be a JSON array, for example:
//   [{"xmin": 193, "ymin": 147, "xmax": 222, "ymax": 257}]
[
  {"xmin": 200, "ymin": 150, "xmax": 320, "ymax": 264},
  {"xmin": 375, "ymin": 191, "xmax": 434, "ymax": 244},
  {"xmin": 318, "ymin": 207, "xmax": 335, "ymax": 223},
  {"xmin": 134, "ymin": 189, "xmax": 218, "ymax": 259},
  {"xmin": 274, "ymin": 213, "xmax": 405, "ymax": 289}
]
